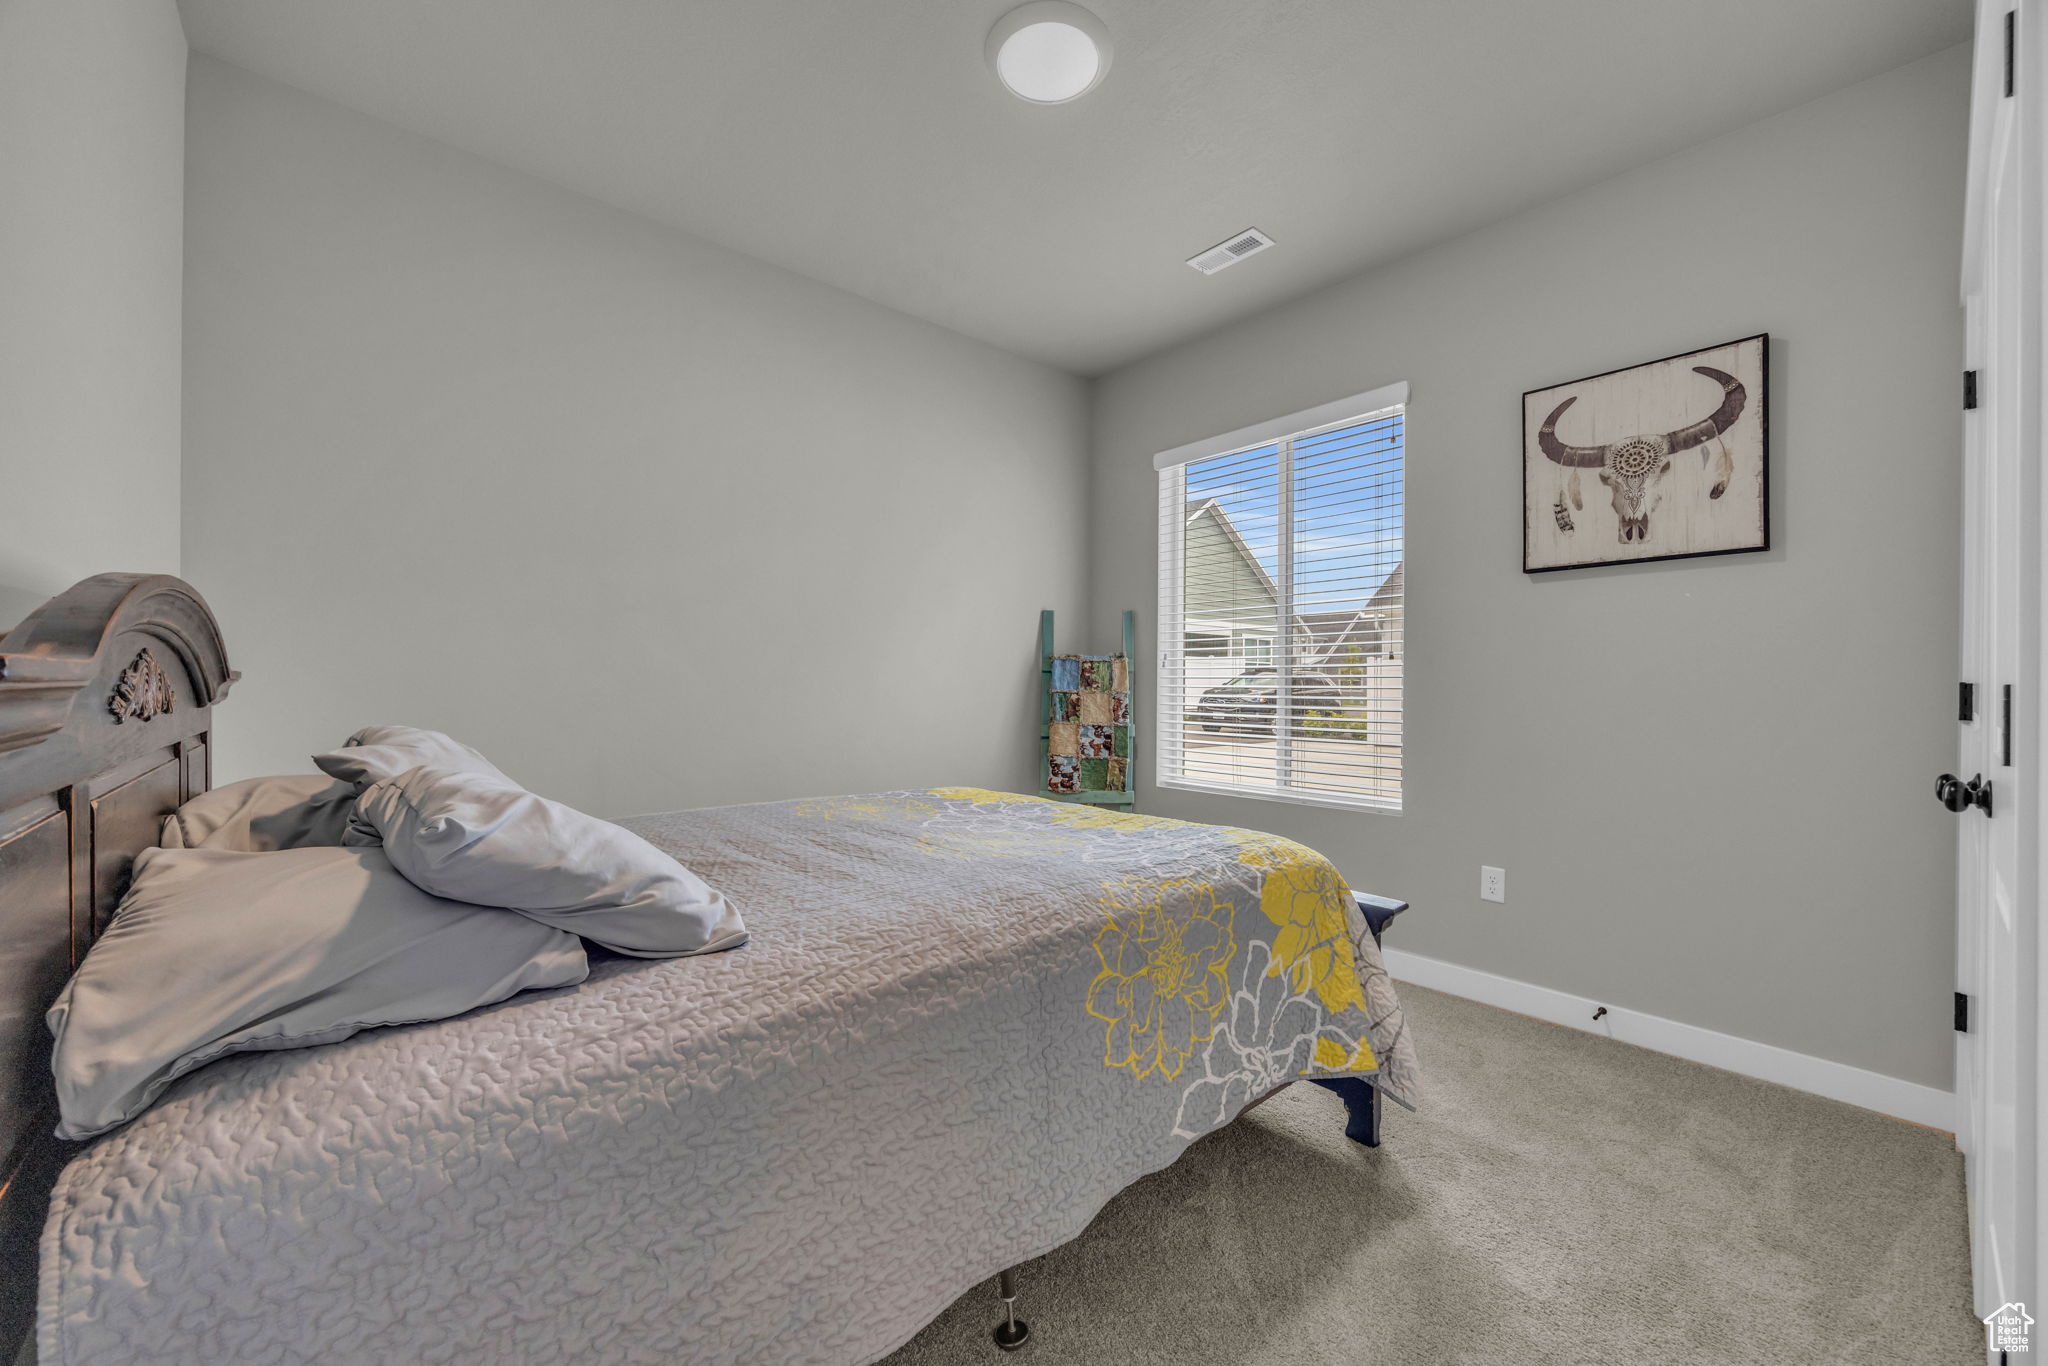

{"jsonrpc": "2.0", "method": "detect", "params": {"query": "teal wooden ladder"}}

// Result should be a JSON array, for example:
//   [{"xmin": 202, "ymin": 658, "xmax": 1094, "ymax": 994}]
[{"xmin": 1037, "ymin": 609, "xmax": 1136, "ymax": 813}]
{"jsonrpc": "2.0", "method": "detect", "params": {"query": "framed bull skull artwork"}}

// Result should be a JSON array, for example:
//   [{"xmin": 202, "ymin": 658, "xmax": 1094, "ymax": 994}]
[{"xmin": 1523, "ymin": 334, "xmax": 1768, "ymax": 572}]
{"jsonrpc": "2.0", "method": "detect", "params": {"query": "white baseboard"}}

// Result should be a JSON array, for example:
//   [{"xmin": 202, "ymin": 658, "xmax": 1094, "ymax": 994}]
[{"xmin": 1380, "ymin": 947, "xmax": 1955, "ymax": 1132}]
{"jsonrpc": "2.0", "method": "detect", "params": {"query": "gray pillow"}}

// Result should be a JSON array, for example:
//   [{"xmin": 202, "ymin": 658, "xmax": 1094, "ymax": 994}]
[
  {"xmin": 159, "ymin": 773, "xmax": 356, "ymax": 851},
  {"xmin": 313, "ymin": 724, "xmax": 513, "ymax": 793},
  {"xmin": 348, "ymin": 765, "xmax": 748, "ymax": 959},
  {"xmin": 47, "ymin": 845, "xmax": 588, "ymax": 1141}
]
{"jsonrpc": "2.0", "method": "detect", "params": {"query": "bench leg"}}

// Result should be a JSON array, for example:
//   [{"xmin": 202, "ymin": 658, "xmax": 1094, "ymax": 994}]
[{"xmin": 1309, "ymin": 1076, "xmax": 1382, "ymax": 1148}]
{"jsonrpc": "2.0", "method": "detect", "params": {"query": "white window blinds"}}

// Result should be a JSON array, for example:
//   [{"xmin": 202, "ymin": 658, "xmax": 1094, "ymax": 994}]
[{"xmin": 1155, "ymin": 385, "xmax": 1405, "ymax": 811}]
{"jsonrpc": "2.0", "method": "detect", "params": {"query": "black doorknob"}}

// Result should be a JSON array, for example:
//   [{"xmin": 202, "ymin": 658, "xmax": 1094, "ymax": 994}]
[{"xmin": 1936, "ymin": 773, "xmax": 1994, "ymax": 816}]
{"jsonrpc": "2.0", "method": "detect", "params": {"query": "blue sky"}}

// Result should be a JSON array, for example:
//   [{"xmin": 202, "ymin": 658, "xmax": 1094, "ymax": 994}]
[{"xmin": 1185, "ymin": 414, "xmax": 1403, "ymax": 613}]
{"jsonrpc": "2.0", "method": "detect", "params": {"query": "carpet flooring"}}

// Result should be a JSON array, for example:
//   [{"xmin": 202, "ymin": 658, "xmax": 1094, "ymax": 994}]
[{"xmin": 879, "ymin": 984, "xmax": 1981, "ymax": 1366}]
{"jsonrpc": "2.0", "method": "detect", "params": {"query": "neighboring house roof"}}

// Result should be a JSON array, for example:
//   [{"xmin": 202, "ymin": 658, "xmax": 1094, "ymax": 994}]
[
  {"xmin": 1296, "ymin": 563, "xmax": 1403, "ymax": 657},
  {"xmin": 1185, "ymin": 498, "xmax": 1280, "ymax": 609},
  {"xmin": 1185, "ymin": 498, "xmax": 1401, "ymax": 658},
  {"xmin": 1366, "ymin": 563, "xmax": 1403, "ymax": 614},
  {"xmin": 1297, "ymin": 609, "xmax": 1377, "ymax": 653}
]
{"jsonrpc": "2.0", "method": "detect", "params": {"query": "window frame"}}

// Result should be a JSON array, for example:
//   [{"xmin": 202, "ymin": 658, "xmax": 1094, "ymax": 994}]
[{"xmin": 1154, "ymin": 381, "xmax": 1407, "ymax": 814}]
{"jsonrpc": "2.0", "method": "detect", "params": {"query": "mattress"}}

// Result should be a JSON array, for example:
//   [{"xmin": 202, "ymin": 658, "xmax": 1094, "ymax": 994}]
[{"xmin": 39, "ymin": 789, "xmax": 1419, "ymax": 1366}]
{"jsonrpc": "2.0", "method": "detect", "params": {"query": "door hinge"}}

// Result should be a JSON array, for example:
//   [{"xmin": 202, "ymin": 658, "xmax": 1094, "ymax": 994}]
[
  {"xmin": 1960, "ymin": 681, "xmax": 1976, "ymax": 722},
  {"xmin": 1964, "ymin": 370, "xmax": 1978, "ymax": 409},
  {"xmin": 2007, "ymin": 10, "xmax": 2017, "ymax": 97},
  {"xmin": 1956, "ymin": 992, "xmax": 1971, "ymax": 1033},
  {"xmin": 2003, "ymin": 684, "xmax": 2014, "ymax": 766}
]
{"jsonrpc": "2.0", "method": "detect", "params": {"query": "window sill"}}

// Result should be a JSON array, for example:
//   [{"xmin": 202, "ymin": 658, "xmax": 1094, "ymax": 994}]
[{"xmin": 1154, "ymin": 775, "xmax": 1402, "ymax": 815}]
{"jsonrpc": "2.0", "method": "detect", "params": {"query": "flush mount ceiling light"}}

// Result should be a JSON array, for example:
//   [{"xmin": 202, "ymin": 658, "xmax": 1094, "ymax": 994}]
[{"xmin": 987, "ymin": 1, "xmax": 1112, "ymax": 104}]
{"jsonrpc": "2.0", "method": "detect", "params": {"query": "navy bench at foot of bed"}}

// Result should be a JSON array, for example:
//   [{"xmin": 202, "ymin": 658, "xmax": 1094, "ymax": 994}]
[
  {"xmin": 1310, "ymin": 1076, "xmax": 1384, "ymax": 1147},
  {"xmin": 1314, "ymin": 892, "xmax": 1409, "ymax": 1148},
  {"xmin": 1355, "ymin": 891, "xmax": 1407, "ymax": 945}
]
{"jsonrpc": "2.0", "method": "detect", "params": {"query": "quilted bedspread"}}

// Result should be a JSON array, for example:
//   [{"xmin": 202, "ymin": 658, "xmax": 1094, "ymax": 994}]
[{"xmin": 39, "ymin": 789, "xmax": 1419, "ymax": 1366}]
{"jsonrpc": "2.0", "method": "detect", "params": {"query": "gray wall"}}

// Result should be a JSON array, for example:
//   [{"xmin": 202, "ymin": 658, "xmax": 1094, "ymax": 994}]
[
  {"xmin": 183, "ymin": 58, "xmax": 1090, "ymax": 816},
  {"xmin": 0, "ymin": 0, "xmax": 186, "ymax": 629},
  {"xmin": 1090, "ymin": 47, "xmax": 1970, "ymax": 1090}
]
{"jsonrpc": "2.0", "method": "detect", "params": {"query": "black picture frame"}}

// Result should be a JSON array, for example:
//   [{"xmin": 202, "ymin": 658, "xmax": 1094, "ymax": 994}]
[{"xmin": 1522, "ymin": 333, "xmax": 1770, "ymax": 573}]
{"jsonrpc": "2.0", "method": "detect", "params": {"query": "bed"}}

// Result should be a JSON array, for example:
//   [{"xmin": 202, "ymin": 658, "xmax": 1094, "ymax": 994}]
[{"xmin": 0, "ymin": 574, "xmax": 1420, "ymax": 1366}]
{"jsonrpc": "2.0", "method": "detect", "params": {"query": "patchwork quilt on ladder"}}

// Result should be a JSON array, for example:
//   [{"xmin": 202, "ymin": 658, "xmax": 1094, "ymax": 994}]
[{"xmin": 1046, "ymin": 653, "xmax": 1132, "ymax": 797}]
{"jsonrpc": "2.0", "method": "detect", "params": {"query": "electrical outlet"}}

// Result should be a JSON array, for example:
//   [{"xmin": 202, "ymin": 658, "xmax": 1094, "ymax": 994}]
[{"xmin": 1480, "ymin": 866, "xmax": 1506, "ymax": 903}]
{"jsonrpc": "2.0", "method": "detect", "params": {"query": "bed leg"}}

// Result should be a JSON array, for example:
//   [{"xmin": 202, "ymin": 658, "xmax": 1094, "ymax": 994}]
[
  {"xmin": 992, "ymin": 1267, "xmax": 1031, "ymax": 1351},
  {"xmin": 1310, "ymin": 1076, "xmax": 1382, "ymax": 1147}
]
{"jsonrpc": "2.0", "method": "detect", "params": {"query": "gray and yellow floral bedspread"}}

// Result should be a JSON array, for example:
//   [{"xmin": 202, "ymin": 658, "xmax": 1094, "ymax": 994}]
[{"xmin": 39, "ymin": 789, "xmax": 1419, "ymax": 1366}]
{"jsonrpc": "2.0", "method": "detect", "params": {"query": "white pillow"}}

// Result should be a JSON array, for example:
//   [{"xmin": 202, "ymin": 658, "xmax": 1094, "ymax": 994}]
[
  {"xmin": 348, "ymin": 765, "xmax": 748, "ymax": 959},
  {"xmin": 159, "ymin": 773, "xmax": 356, "ymax": 851},
  {"xmin": 48, "ymin": 845, "xmax": 588, "ymax": 1140},
  {"xmin": 313, "ymin": 724, "xmax": 513, "ymax": 793}
]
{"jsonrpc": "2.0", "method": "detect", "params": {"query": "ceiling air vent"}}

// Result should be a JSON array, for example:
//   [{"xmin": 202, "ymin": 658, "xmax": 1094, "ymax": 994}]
[{"xmin": 1187, "ymin": 228, "xmax": 1274, "ymax": 275}]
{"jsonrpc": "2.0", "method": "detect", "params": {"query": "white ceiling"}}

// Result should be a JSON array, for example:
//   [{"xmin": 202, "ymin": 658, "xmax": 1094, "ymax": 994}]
[{"xmin": 178, "ymin": 0, "xmax": 1972, "ymax": 376}]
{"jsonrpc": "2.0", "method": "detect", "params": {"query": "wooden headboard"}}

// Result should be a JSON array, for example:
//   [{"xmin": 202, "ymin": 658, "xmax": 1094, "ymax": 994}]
[{"xmin": 0, "ymin": 574, "xmax": 234, "ymax": 1354}]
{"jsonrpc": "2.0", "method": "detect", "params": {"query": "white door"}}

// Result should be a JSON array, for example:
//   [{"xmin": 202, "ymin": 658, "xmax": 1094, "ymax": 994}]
[{"xmin": 1956, "ymin": 2, "xmax": 2042, "ymax": 1350}]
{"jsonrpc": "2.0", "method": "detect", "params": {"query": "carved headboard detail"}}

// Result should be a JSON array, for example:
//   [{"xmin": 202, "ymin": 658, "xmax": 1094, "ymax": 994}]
[
  {"xmin": 108, "ymin": 648, "xmax": 178, "ymax": 724},
  {"xmin": 0, "ymin": 574, "xmax": 236, "ymax": 1354}
]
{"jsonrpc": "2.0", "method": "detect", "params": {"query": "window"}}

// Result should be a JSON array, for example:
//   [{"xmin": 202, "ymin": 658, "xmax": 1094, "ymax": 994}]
[{"xmin": 1155, "ymin": 382, "xmax": 1405, "ymax": 811}]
